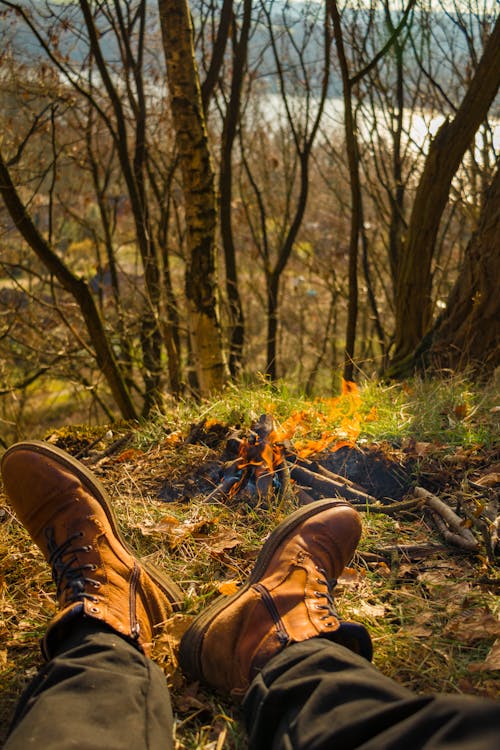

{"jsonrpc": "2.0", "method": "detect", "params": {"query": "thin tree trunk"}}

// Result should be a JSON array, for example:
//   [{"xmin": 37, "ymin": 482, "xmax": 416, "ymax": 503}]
[
  {"xmin": 220, "ymin": 0, "xmax": 251, "ymax": 376},
  {"xmin": 330, "ymin": 1, "xmax": 361, "ymax": 382},
  {"xmin": 158, "ymin": 0, "xmax": 228, "ymax": 394},
  {"xmin": 0, "ymin": 152, "xmax": 138, "ymax": 420}
]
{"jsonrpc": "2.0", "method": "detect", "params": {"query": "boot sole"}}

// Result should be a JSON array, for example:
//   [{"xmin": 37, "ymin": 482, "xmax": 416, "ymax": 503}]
[
  {"xmin": 2, "ymin": 440, "xmax": 184, "ymax": 609},
  {"xmin": 179, "ymin": 498, "xmax": 353, "ymax": 681}
]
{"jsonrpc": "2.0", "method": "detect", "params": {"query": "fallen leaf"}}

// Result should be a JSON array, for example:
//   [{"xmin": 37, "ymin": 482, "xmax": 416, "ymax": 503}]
[
  {"xmin": 417, "ymin": 570, "xmax": 445, "ymax": 587},
  {"xmin": 175, "ymin": 681, "xmax": 211, "ymax": 714},
  {"xmin": 374, "ymin": 562, "xmax": 392, "ymax": 578},
  {"xmin": 444, "ymin": 609, "xmax": 500, "ymax": 643},
  {"xmin": 401, "ymin": 439, "xmax": 436, "ymax": 457},
  {"xmin": 115, "ymin": 448, "xmax": 144, "ymax": 462},
  {"xmin": 218, "ymin": 580, "xmax": 240, "ymax": 596},
  {"xmin": 351, "ymin": 602, "xmax": 385, "ymax": 619},
  {"xmin": 199, "ymin": 530, "xmax": 244, "ymax": 554},
  {"xmin": 337, "ymin": 567, "xmax": 365, "ymax": 587},
  {"xmin": 402, "ymin": 624, "xmax": 433, "ymax": 637},
  {"xmin": 161, "ymin": 431, "xmax": 183, "ymax": 448},
  {"xmin": 135, "ymin": 516, "xmax": 215, "ymax": 547},
  {"xmin": 480, "ymin": 639, "xmax": 500, "ymax": 671},
  {"xmin": 475, "ymin": 473, "xmax": 500, "ymax": 487},
  {"xmin": 453, "ymin": 403, "xmax": 468, "ymax": 420}
]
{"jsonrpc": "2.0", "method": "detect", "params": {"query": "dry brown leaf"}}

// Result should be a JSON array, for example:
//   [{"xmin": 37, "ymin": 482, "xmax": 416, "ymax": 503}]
[
  {"xmin": 404, "ymin": 439, "xmax": 436, "ymax": 457},
  {"xmin": 374, "ymin": 562, "xmax": 392, "ymax": 578},
  {"xmin": 115, "ymin": 448, "xmax": 144, "ymax": 463},
  {"xmin": 351, "ymin": 602, "xmax": 385, "ymax": 619},
  {"xmin": 136, "ymin": 516, "xmax": 215, "ymax": 546},
  {"xmin": 199, "ymin": 530, "xmax": 244, "ymax": 554},
  {"xmin": 475, "ymin": 473, "xmax": 500, "ymax": 487},
  {"xmin": 402, "ymin": 624, "xmax": 434, "ymax": 637},
  {"xmin": 152, "ymin": 613, "xmax": 193, "ymax": 688},
  {"xmin": 468, "ymin": 639, "xmax": 500, "ymax": 673},
  {"xmin": 479, "ymin": 639, "xmax": 500, "ymax": 672},
  {"xmin": 175, "ymin": 681, "xmax": 211, "ymax": 714},
  {"xmin": 218, "ymin": 580, "xmax": 240, "ymax": 596},
  {"xmin": 338, "ymin": 567, "xmax": 365, "ymax": 587},
  {"xmin": 417, "ymin": 570, "xmax": 448, "ymax": 588},
  {"xmin": 444, "ymin": 609, "xmax": 500, "ymax": 643}
]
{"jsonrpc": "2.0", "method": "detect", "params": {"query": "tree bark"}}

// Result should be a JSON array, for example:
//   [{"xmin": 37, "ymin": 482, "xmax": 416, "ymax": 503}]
[
  {"xmin": 0, "ymin": 151, "xmax": 138, "ymax": 420},
  {"xmin": 330, "ymin": 1, "xmax": 361, "ymax": 382},
  {"xmin": 158, "ymin": 0, "xmax": 228, "ymax": 394},
  {"xmin": 220, "ymin": 0, "xmax": 251, "ymax": 377},
  {"xmin": 390, "ymin": 16, "xmax": 500, "ymax": 371},
  {"xmin": 424, "ymin": 167, "xmax": 500, "ymax": 374}
]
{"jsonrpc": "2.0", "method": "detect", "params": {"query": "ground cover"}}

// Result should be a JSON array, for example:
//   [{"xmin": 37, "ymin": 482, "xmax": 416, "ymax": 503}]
[{"xmin": 0, "ymin": 375, "xmax": 499, "ymax": 748}]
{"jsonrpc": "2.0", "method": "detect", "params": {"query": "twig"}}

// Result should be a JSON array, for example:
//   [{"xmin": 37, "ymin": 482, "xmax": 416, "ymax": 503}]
[
  {"xmin": 85, "ymin": 432, "xmax": 133, "ymax": 465},
  {"xmin": 288, "ymin": 463, "xmax": 378, "ymax": 505},
  {"xmin": 414, "ymin": 486, "xmax": 478, "ymax": 551},
  {"xmin": 372, "ymin": 543, "xmax": 449, "ymax": 560}
]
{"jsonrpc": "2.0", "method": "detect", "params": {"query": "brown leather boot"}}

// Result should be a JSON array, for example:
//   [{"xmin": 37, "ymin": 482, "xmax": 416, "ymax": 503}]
[
  {"xmin": 1, "ymin": 441, "xmax": 183, "ymax": 658},
  {"xmin": 179, "ymin": 499, "xmax": 372, "ymax": 698}
]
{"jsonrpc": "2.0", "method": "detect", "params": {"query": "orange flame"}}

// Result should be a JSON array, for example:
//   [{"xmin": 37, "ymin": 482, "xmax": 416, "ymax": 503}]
[{"xmin": 227, "ymin": 380, "xmax": 364, "ymax": 495}]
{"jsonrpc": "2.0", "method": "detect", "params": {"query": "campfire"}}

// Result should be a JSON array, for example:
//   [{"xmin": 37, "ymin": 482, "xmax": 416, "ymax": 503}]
[
  {"xmin": 154, "ymin": 380, "xmax": 492, "ymax": 556},
  {"xmin": 206, "ymin": 381, "xmax": 383, "ymax": 508}
]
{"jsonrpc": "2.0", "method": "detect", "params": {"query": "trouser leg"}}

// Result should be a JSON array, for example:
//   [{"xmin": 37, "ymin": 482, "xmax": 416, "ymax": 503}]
[
  {"xmin": 5, "ymin": 621, "xmax": 173, "ymax": 750},
  {"xmin": 243, "ymin": 638, "xmax": 499, "ymax": 750}
]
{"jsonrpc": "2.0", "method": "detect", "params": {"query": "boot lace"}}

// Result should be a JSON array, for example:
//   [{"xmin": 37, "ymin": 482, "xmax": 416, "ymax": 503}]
[
  {"xmin": 45, "ymin": 527, "xmax": 101, "ymax": 604},
  {"xmin": 314, "ymin": 566, "xmax": 339, "ymax": 622}
]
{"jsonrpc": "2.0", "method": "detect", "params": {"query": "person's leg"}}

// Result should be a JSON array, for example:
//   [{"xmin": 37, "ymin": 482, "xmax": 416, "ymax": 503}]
[
  {"xmin": 5, "ymin": 622, "xmax": 173, "ymax": 750},
  {"xmin": 179, "ymin": 499, "xmax": 499, "ymax": 749},
  {"xmin": 243, "ymin": 637, "xmax": 499, "ymax": 750},
  {"xmin": 1, "ymin": 441, "xmax": 183, "ymax": 750}
]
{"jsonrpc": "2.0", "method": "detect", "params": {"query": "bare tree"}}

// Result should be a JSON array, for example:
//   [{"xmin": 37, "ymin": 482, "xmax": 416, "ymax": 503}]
[{"xmin": 158, "ymin": 0, "xmax": 229, "ymax": 394}]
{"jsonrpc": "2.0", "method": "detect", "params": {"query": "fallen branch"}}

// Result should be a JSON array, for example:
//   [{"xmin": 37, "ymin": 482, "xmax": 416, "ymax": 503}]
[
  {"xmin": 414, "ymin": 486, "xmax": 478, "ymax": 551},
  {"xmin": 85, "ymin": 432, "xmax": 133, "ymax": 466},
  {"xmin": 288, "ymin": 462, "xmax": 378, "ymax": 505}
]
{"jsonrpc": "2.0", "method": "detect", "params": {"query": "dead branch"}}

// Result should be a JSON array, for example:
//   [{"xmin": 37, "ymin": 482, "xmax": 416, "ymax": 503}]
[
  {"xmin": 288, "ymin": 462, "xmax": 378, "ymax": 505},
  {"xmin": 373, "ymin": 543, "xmax": 449, "ymax": 560},
  {"xmin": 84, "ymin": 432, "xmax": 133, "ymax": 466},
  {"xmin": 414, "ymin": 486, "xmax": 478, "ymax": 551}
]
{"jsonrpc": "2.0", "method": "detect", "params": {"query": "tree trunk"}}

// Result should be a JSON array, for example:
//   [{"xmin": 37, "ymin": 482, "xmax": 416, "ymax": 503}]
[
  {"xmin": 424, "ymin": 167, "xmax": 500, "ymax": 374},
  {"xmin": 390, "ymin": 16, "xmax": 500, "ymax": 372},
  {"xmin": 220, "ymin": 0, "xmax": 251, "ymax": 377},
  {"xmin": 0, "ymin": 152, "xmax": 138, "ymax": 421},
  {"xmin": 158, "ymin": 0, "xmax": 228, "ymax": 394},
  {"xmin": 330, "ymin": 1, "xmax": 361, "ymax": 382}
]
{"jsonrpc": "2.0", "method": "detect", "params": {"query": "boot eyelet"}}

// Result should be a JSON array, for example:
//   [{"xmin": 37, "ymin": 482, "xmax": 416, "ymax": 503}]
[
  {"xmin": 90, "ymin": 564, "xmax": 97, "ymax": 571},
  {"xmin": 90, "ymin": 606, "xmax": 100, "ymax": 613},
  {"xmin": 93, "ymin": 582, "xmax": 101, "ymax": 589}
]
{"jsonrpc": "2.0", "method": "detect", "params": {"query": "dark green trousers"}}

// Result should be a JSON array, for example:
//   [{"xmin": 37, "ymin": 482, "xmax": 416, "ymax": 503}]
[
  {"xmin": 244, "ymin": 638, "xmax": 500, "ymax": 749},
  {"xmin": 4, "ymin": 622, "xmax": 173, "ymax": 750},
  {"xmin": 5, "ymin": 627, "xmax": 499, "ymax": 749}
]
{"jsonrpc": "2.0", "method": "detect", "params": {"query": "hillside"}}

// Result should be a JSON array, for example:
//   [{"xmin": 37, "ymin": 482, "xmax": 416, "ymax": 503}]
[{"xmin": 1, "ymin": 377, "xmax": 499, "ymax": 748}]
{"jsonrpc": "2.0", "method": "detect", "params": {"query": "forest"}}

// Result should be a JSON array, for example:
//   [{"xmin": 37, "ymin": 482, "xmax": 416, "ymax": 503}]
[
  {"xmin": 1, "ymin": 3, "xmax": 499, "ymax": 746},
  {"xmin": 0, "ymin": 0, "xmax": 499, "ymax": 441}
]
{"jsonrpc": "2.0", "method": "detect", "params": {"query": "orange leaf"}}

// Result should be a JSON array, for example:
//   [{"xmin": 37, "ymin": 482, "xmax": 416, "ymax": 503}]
[{"xmin": 218, "ymin": 580, "xmax": 240, "ymax": 596}]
